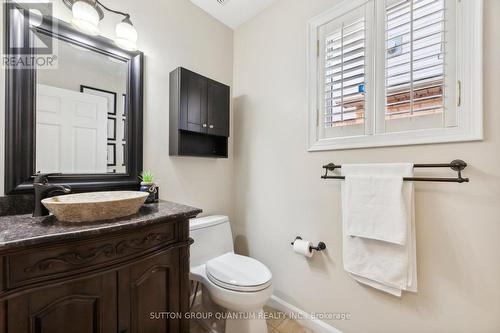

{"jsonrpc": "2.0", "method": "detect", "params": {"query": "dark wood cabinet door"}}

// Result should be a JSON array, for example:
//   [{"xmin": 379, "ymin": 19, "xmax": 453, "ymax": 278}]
[
  {"xmin": 118, "ymin": 250, "xmax": 180, "ymax": 333},
  {"xmin": 180, "ymin": 70, "xmax": 208, "ymax": 134},
  {"xmin": 207, "ymin": 80, "xmax": 230, "ymax": 137},
  {"xmin": 170, "ymin": 67, "xmax": 230, "ymax": 157},
  {"xmin": 5, "ymin": 273, "xmax": 117, "ymax": 333}
]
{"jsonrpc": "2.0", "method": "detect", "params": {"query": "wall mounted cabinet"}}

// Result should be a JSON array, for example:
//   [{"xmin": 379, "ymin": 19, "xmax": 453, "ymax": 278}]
[
  {"xmin": 0, "ymin": 207, "xmax": 198, "ymax": 333},
  {"xmin": 169, "ymin": 67, "xmax": 230, "ymax": 158}
]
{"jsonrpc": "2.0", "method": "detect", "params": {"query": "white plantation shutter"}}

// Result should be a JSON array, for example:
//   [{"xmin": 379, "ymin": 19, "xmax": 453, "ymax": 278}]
[
  {"xmin": 308, "ymin": 0, "xmax": 481, "ymax": 151},
  {"xmin": 384, "ymin": 0, "xmax": 446, "ymax": 119},
  {"xmin": 324, "ymin": 17, "xmax": 366, "ymax": 127}
]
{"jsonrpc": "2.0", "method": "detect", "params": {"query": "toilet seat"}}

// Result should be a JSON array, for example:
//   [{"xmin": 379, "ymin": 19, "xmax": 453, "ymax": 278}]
[{"xmin": 205, "ymin": 253, "xmax": 272, "ymax": 292}]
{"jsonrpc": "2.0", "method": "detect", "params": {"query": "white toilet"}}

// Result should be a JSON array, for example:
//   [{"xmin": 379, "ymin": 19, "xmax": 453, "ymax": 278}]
[{"xmin": 189, "ymin": 215, "xmax": 273, "ymax": 333}]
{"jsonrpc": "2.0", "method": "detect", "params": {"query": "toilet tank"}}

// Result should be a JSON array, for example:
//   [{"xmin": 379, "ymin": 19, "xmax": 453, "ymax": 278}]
[{"xmin": 189, "ymin": 215, "xmax": 234, "ymax": 267}]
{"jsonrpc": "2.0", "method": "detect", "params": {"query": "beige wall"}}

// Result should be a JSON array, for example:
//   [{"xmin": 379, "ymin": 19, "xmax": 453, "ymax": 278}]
[
  {"xmin": 0, "ymin": 0, "xmax": 235, "ymax": 219},
  {"xmin": 232, "ymin": 0, "xmax": 500, "ymax": 332}
]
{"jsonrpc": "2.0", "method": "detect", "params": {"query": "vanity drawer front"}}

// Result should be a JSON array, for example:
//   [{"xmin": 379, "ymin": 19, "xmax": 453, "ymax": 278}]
[{"xmin": 7, "ymin": 223, "xmax": 177, "ymax": 288}]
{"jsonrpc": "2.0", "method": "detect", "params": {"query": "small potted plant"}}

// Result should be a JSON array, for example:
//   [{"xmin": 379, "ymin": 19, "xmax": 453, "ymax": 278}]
[{"xmin": 139, "ymin": 171, "xmax": 157, "ymax": 203}]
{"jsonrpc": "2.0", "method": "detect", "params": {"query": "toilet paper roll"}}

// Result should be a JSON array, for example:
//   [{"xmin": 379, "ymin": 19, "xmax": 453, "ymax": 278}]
[{"xmin": 293, "ymin": 239, "xmax": 314, "ymax": 258}]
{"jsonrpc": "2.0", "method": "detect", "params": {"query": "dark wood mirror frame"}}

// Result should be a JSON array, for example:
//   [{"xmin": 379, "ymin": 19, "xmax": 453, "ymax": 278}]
[{"xmin": 4, "ymin": 4, "xmax": 144, "ymax": 194}]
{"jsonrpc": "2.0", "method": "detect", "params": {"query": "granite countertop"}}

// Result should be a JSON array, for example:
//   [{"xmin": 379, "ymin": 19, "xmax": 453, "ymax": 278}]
[{"xmin": 0, "ymin": 200, "xmax": 202, "ymax": 251}]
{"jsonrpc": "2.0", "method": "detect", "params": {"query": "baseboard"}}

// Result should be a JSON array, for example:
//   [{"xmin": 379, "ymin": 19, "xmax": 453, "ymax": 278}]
[{"xmin": 267, "ymin": 295, "xmax": 344, "ymax": 333}]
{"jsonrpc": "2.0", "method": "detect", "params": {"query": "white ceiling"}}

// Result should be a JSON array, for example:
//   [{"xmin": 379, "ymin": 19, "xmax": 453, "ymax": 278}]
[{"xmin": 190, "ymin": 0, "xmax": 278, "ymax": 29}]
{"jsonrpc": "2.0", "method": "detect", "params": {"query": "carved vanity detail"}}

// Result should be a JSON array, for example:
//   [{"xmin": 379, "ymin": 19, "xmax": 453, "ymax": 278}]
[{"xmin": 0, "ymin": 201, "xmax": 201, "ymax": 333}]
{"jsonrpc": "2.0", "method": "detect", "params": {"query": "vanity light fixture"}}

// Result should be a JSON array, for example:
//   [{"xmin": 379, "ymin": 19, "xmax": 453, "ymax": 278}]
[{"xmin": 63, "ymin": 0, "xmax": 138, "ymax": 51}]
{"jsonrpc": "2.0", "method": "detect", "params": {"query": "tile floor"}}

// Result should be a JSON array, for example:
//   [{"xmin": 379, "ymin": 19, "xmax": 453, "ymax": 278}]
[{"xmin": 190, "ymin": 305, "xmax": 314, "ymax": 333}]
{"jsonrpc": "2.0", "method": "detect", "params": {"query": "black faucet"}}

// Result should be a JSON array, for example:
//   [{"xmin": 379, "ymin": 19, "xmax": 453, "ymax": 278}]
[{"xmin": 33, "ymin": 173, "xmax": 72, "ymax": 217}]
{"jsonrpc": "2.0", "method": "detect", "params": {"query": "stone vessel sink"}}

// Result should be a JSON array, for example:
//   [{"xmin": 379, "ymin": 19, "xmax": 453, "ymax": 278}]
[{"xmin": 42, "ymin": 191, "xmax": 149, "ymax": 223}]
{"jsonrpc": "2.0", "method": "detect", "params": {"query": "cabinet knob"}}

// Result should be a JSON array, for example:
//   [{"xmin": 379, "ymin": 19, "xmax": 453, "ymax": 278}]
[
  {"xmin": 209, "ymin": 125, "xmax": 214, "ymax": 129},
  {"xmin": 202, "ymin": 124, "xmax": 207, "ymax": 128}
]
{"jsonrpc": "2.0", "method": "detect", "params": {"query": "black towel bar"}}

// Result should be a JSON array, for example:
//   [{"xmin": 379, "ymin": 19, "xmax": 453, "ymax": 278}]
[{"xmin": 322, "ymin": 160, "xmax": 469, "ymax": 183}]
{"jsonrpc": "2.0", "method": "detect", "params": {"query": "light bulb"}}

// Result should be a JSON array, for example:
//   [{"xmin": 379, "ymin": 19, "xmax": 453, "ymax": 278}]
[
  {"xmin": 71, "ymin": 1, "xmax": 100, "ymax": 36},
  {"xmin": 29, "ymin": 9, "xmax": 43, "ymax": 27},
  {"xmin": 115, "ymin": 18, "xmax": 138, "ymax": 51}
]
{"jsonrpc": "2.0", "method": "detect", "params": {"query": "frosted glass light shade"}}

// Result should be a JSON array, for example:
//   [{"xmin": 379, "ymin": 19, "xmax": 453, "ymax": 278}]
[
  {"xmin": 28, "ymin": 9, "xmax": 43, "ymax": 27},
  {"xmin": 115, "ymin": 20, "xmax": 138, "ymax": 51},
  {"xmin": 72, "ymin": 1, "xmax": 100, "ymax": 35}
]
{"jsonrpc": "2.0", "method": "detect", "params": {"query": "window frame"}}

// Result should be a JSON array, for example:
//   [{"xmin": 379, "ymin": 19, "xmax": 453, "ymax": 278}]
[{"xmin": 307, "ymin": 0, "xmax": 483, "ymax": 151}]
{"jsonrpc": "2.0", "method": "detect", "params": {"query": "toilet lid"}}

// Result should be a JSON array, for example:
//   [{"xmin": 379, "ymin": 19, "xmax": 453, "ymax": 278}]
[{"xmin": 205, "ymin": 253, "xmax": 272, "ymax": 292}]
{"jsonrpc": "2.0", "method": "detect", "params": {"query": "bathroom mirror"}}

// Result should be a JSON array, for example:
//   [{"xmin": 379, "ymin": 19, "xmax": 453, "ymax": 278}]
[
  {"xmin": 36, "ymin": 38, "xmax": 128, "ymax": 174},
  {"xmin": 4, "ymin": 3, "xmax": 144, "ymax": 194}
]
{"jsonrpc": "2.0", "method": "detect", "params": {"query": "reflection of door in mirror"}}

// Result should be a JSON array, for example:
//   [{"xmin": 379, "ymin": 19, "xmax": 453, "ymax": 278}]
[
  {"xmin": 36, "ymin": 38, "xmax": 128, "ymax": 174},
  {"xmin": 36, "ymin": 84, "xmax": 108, "ymax": 173}
]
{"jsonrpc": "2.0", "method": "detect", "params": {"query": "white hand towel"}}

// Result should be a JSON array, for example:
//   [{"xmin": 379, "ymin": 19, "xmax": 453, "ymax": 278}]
[
  {"xmin": 341, "ymin": 163, "xmax": 417, "ymax": 296},
  {"xmin": 344, "ymin": 175, "xmax": 406, "ymax": 245}
]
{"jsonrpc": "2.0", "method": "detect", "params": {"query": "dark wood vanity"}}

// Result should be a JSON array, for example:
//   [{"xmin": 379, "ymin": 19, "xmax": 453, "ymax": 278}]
[{"xmin": 0, "ymin": 201, "xmax": 201, "ymax": 333}]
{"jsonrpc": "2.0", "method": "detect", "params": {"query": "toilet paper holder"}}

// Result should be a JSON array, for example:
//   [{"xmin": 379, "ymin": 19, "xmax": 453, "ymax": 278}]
[{"xmin": 291, "ymin": 236, "xmax": 327, "ymax": 252}]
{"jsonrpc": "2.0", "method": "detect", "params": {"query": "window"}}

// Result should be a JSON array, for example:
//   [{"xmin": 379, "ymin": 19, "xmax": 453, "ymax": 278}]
[
  {"xmin": 308, "ymin": 0, "xmax": 483, "ymax": 151},
  {"xmin": 324, "ymin": 17, "xmax": 366, "ymax": 127},
  {"xmin": 385, "ymin": 0, "xmax": 445, "ymax": 119}
]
